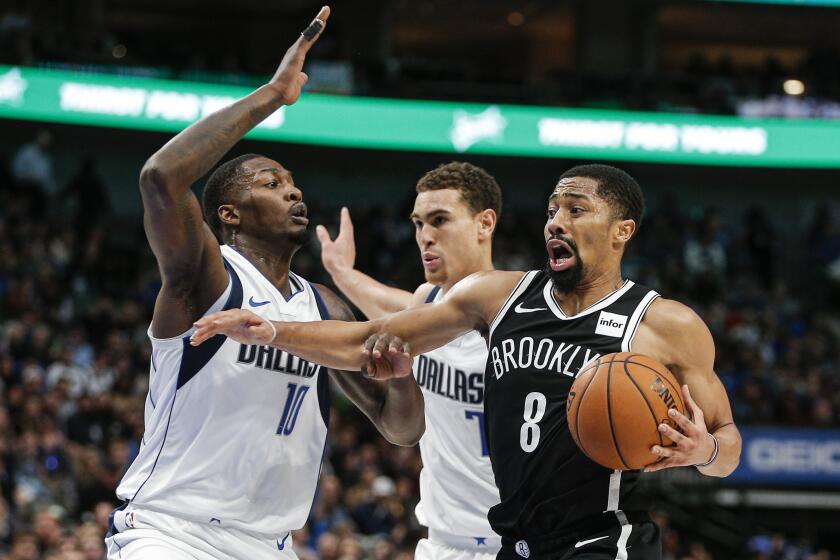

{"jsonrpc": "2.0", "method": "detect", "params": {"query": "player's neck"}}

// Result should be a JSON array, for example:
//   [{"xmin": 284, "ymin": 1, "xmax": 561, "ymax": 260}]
[
  {"xmin": 229, "ymin": 238, "xmax": 299, "ymax": 298},
  {"xmin": 551, "ymin": 270, "xmax": 625, "ymax": 316},
  {"xmin": 440, "ymin": 253, "xmax": 494, "ymax": 294}
]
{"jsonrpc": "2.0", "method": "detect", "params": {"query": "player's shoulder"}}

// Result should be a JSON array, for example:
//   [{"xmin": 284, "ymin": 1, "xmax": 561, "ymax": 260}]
[
  {"xmin": 408, "ymin": 283, "xmax": 439, "ymax": 308},
  {"xmin": 642, "ymin": 297, "xmax": 711, "ymax": 342}
]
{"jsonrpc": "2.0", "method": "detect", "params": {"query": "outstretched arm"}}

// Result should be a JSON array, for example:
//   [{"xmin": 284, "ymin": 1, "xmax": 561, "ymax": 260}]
[
  {"xmin": 317, "ymin": 207, "xmax": 413, "ymax": 319},
  {"xmin": 314, "ymin": 284, "xmax": 424, "ymax": 446},
  {"xmin": 635, "ymin": 299, "xmax": 742, "ymax": 477},
  {"xmin": 190, "ymin": 270, "xmax": 525, "ymax": 372},
  {"xmin": 143, "ymin": 7, "xmax": 330, "ymax": 338}
]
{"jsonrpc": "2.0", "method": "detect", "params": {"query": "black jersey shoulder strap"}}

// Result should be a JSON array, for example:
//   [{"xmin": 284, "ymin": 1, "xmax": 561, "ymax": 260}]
[
  {"xmin": 619, "ymin": 286, "xmax": 660, "ymax": 352},
  {"xmin": 488, "ymin": 270, "xmax": 542, "ymax": 341},
  {"xmin": 424, "ymin": 286, "xmax": 441, "ymax": 304}
]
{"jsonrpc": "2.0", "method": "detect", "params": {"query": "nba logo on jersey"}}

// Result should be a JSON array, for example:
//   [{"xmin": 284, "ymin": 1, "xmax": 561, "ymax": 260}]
[
  {"xmin": 515, "ymin": 540, "xmax": 531, "ymax": 558},
  {"xmin": 595, "ymin": 311, "xmax": 628, "ymax": 338}
]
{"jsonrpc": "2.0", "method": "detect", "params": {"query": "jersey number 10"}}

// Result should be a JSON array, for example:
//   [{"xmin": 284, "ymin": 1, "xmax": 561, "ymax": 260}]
[{"xmin": 277, "ymin": 382, "xmax": 309, "ymax": 436}]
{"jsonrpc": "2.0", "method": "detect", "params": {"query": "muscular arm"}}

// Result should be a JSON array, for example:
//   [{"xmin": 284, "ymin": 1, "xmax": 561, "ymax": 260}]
[
  {"xmin": 314, "ymin": 284, "xmax": 424, "ymax": 446},
  {"xmin": 317, "ymin": 207, "xmax": 413, "ymax": 319},
  {"xmin": 144, "ymin": 7, "xmax": 330, "ymax": 338},
  {"xmin": 634, "ymin": 298, "xmax": 742, "ymax": 477},
  {"xmin": 191, "ymin": 270, "xmax": 525, "ymax": 371}
]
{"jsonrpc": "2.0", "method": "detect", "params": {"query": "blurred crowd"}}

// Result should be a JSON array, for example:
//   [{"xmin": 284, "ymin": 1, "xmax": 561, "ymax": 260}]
[{"xmin": 0, "ymin": 135, "xmax": 838, "ymax": 560}]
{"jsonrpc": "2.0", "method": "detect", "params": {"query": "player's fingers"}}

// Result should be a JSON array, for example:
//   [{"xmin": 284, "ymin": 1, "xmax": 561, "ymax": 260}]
[
  {"xmin": 315, "ymin": 224, "xmax": 332, "ymax": 245},
  {"xmin": 658, "ymin": 423, "xmax": 687, "ymax": 446},
  {"xmin": 372, "ymin": 335, "xmax": 391, "ymax": 359},
  {"xmin": 298, "ymin": 72, "xmax": 309, "ymax": 87},
  {"xmin": 681, "ymin": 384, "xmax": 704, "ymax": 425},
  {"xmin": 667, "ymin": 408, "xmax": 697, "ymax": 434},
  {"xmin": 388, "ymin": 336, "xmax": 406, "ymax": 353},
  {"xmin": 644, "ymin": 456, "xmax": 678, "ymax": 472},
  {"xmin": 340, "ymin": 207, "xmax": 354, "ymax": 239},
  {"xmin": 290, "ymin": 6, "xmax": 330, "ymax": 61}
]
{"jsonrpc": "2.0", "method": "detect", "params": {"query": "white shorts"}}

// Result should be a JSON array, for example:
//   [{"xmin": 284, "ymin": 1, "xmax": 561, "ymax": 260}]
[
  {"xmin": 105, "ymin": 505, "xmax": 297, "ymax": 560},
  {"xmin": 415, "ymin": 528, "xmax": 501, "ymax": 560}
]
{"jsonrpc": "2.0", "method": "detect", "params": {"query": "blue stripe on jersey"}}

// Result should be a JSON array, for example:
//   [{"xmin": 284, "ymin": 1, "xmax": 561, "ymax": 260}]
[
  {"xmin": 425, "ymin": 286, "xmax": 441, "ymax": 304},
  {"xmin": 309, "ymin": 282, "xmax": 331, "ymax": 427},
  {"xmin": 176, "ymin": 260, "xmax": 244, "ymax": 389}
]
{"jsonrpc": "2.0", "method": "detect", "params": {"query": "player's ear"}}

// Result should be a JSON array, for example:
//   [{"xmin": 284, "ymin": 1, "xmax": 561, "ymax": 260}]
[
  {"xmin": 476, "ymin": 209, "xmax": 497, "ymax": 242},
  {"xmin": 614, "ymin": 218, "xmax": 636, "ymax": 245},
  {"xmin": 218, "ymin": 204, "xmax": 241, "ymax": 228}
]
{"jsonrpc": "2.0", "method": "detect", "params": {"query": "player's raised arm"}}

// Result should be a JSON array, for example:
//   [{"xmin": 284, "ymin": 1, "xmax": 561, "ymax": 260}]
[
  {"xmin": 317, "ymin": 207, "xmax": 414, "ymax": 319},
  {"xmin": 635, "ymin": 298, "xmax": 742, "ymax": 477},
  {"xmin": 190, "ymin": 270, "xmax": 524, "ymax": 372},
  {"xmin": 141, "ymin": 7, "xmax": 330, "ymax": 338}
]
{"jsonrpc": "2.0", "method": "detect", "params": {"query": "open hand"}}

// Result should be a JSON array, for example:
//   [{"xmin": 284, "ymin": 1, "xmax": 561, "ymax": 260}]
[
  {"xmin": 317, "ymin": 207, "xmax": 356, "ymax": 277},
  {"xmin": 268, "ymin": 6, "xmax": 331, "ymax": 105},
  {"xmin": 190, "ymin": 309, "xmax": 275, "ymax": 347},
  {"xmin": 644, "ymin": 385, "xmax": 716, "ymax": 472},
  {"xmin": 362, "ymin": 333, "xmax": 413, "ymax": 381}
]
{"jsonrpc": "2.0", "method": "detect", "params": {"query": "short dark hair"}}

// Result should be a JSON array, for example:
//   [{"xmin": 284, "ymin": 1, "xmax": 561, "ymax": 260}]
[
  {"xmin": 558, "ymin": 164, "xmax": 644, "ymax": 227},
  {"xmin": 416, "ymin": 161, "xmax": 502, "ymax": 218},
  {"xmin": 202, "ymin": 153, "xmax": 262, "ymax": 240}
]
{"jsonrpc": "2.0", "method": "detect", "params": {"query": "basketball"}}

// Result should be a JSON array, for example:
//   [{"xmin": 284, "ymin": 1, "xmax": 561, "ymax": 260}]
[{"xmin": 567, "ymin": 352, "xmax": 685, "ymax": 471}]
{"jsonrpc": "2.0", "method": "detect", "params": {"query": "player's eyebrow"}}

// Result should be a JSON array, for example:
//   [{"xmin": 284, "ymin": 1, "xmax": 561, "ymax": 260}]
[
  {"xmin": 257, "ymin": 168, "xmax": 293, "ymax": 183},
  {"xmin": 409, "ymin": 208, "xmax": 452, "ymax": 221},
  {"xmin": 549, "ymin": 190, "xmax": 591, "ymax": 203}
]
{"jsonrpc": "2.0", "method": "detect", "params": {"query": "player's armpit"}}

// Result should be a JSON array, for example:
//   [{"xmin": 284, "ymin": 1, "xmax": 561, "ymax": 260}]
[{"xmin": 636, "ymin": 298, "xmax": 742, "ymax": 476}]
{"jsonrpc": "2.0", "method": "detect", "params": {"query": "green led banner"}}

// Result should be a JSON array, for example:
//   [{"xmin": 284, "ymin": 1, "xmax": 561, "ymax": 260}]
[{"xmin": 1, "ymin": 65, "xmax": 840, "ymax": 168}]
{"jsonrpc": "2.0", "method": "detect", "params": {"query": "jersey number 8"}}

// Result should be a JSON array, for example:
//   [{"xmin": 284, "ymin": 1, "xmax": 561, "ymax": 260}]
[{"xmin": 520, "ymin": 392, "xmax": 547, "ymax": 452}]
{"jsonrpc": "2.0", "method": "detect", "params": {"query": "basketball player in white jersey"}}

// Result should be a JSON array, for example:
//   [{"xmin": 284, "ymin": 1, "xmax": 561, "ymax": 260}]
[
  {"xmin": 317, "ymin": 162, "xmax": 503, "ymax": 559},
  {"xmin": 105, "ymin": 8, "xmax": 424, "ymax": 560}
]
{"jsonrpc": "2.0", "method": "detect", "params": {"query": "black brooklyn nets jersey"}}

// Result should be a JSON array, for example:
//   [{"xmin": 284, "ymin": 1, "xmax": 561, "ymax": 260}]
[{"xmin": 484, "ymin": 269, "xmax": 660, "ymax": 549}]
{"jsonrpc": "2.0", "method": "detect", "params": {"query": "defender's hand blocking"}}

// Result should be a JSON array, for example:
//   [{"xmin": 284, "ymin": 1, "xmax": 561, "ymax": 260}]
[
  {"xmin": 644, "ymin": 385, "xmax": 717, "ymax": 472},
  {"xmin": 267, "ymin": 6, "xmax": 331, "ymax": 105},
  {"xmin": 362, "ymin": 333, "xmax": 413, "ymax": 381},
  {"xmin": 317, "ymin": 207, "xmax": 356, "ymax": 276}
]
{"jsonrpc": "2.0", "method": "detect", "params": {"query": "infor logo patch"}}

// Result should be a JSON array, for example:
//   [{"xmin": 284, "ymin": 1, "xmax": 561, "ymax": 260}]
[{"xmin": 595, "ymin": 311, "xmax": 628, "ymax": 338}]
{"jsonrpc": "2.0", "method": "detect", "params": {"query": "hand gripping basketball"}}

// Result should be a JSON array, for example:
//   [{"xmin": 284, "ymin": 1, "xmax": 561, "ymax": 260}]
[{"xmin": 643, "ymin": 384, "xmax": 717, "ymax": 472}]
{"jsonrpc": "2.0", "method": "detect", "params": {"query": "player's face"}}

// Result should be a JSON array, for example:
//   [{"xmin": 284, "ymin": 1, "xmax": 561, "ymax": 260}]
[
  {"xmin": 411, "ymin": 189, "xmax": 484, "ymax": 286},
  {"xmin": 235, "ymin": 157, "xmax": 309, "ymax": 245},
  {"xmin": 544, "ymin": 177, "xmax": 615, "ymax": 293}
]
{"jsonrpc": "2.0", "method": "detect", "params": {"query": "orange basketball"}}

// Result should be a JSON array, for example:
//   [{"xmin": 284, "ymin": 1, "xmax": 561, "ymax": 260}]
[{"xmin": 567, "ymin": 352, "xmax": 685, "ymax": 471}]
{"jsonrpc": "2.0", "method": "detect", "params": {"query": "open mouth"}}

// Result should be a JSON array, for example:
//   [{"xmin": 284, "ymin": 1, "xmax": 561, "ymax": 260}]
[
  {"xmin": 290, "ymin": 203, "xmax": 309, "ymax": 226},
  {"xmin": 546, "ymin": 238, "xmax": 577, "ymax": 272},
  {"xmin": 422, "ymin": 252, "xmax": 441, "ymax": 270}
]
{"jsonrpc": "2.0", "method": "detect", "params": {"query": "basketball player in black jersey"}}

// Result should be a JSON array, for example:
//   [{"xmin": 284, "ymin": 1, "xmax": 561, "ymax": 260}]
[{"xmin": 191, "ymin": 164, "xmax": 742, "ymax": 560}]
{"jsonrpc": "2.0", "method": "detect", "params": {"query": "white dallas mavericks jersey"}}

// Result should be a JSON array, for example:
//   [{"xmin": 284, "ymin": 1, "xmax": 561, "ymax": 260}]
[
  {"xmin": 413, "ymin": 287, "xmax": 500, "ymax": 537},
  {"xmin": 116, "ymin": 245, "xmax": 330, "ymax": 537}
]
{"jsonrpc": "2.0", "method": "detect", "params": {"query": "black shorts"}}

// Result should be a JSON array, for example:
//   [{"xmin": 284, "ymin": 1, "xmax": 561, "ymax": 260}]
[{"xmin": 497, "ymin": 521, "xmax": 661, "ymax": 560}]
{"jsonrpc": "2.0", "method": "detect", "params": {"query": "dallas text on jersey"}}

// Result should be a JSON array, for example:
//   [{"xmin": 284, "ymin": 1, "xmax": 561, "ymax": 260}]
[
  {"xmin": 237, "ymin": 343, "xmax": 321, "ymax": 378},
  {"xmin": 414, "ymin": 355, "xmax": 484, "ymax": 404}
]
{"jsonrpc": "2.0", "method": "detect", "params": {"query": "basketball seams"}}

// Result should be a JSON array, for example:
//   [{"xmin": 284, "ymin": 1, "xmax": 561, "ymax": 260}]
[
  {"xmin": 570, "ymin": 356, "xmax": 602, "ymax": 459},
  {"xmin": 621, "ymin": 358, "xmax": 665, "ymax": 450},
  {"xmin": 605, "ymin": 355, "xmax": 631, "ymax": 470}
]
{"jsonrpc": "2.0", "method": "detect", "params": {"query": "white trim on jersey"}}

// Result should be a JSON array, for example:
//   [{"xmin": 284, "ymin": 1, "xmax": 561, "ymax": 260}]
[
  {"xmin": 488, "ymin": 271, "xmax": 539, "ymax": 340},
  {"xmin": 542, "ymin": 279, "xmax": 635, "ymax": 321},
  {"xmin": 619, "ymin": 290, "xmax": 660, "ymax": 352},
  {"xmin": 606, "ymin": 471, "xmax": 633, "ymax": 560}
]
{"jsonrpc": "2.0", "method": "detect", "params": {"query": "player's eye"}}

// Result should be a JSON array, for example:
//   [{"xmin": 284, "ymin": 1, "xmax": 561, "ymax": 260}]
[
  {"xmin": 432, "ymin": 216, "xmax": 446, "ymax": 226},
  {"xmin": 547, "ymin": 208, "xmax": 557, "ymax": 219},
  {"xmin": 266, "ymin": 181, "xmax": 278, "ymax": 188},
  {"xmin": 570, "ymin": 206, "xmax": 585, "ymax": 214},
  {"xmin": 413, "ymin": 220, "xmax": 423, "ymax": 229}
]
